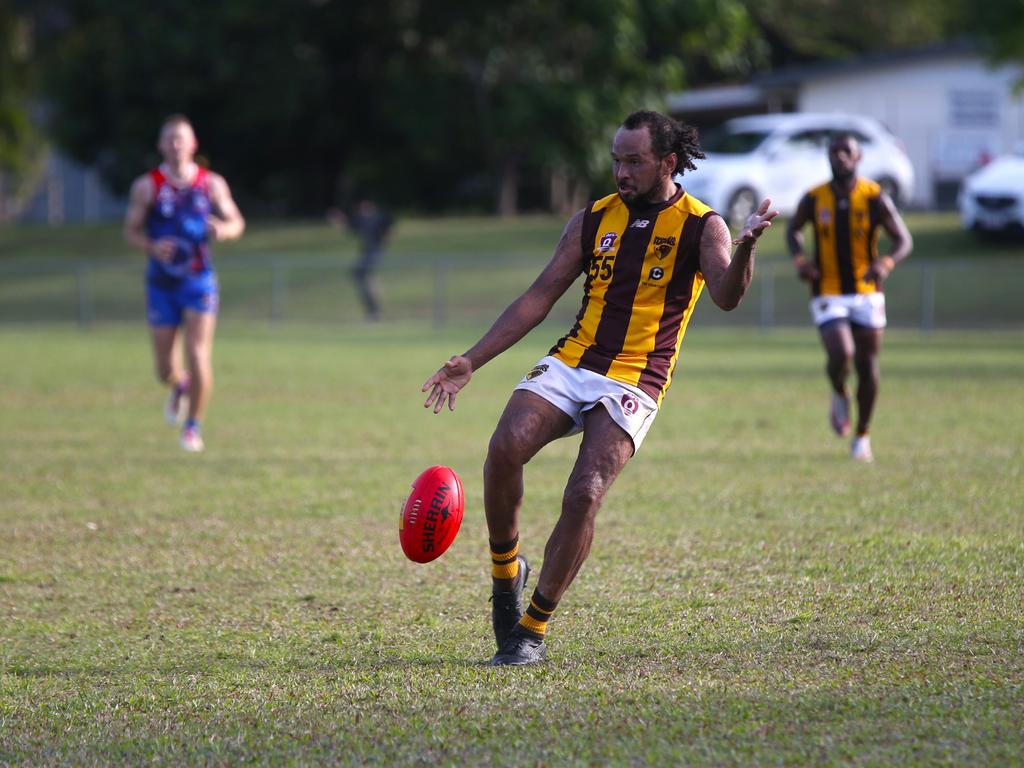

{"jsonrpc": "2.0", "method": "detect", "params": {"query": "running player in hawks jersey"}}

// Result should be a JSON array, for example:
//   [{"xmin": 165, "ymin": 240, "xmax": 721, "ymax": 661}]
[
  {"xmin": 124, "ymin": 114, "xmax": 245, "ymax": 452},
  {"xmin": 422, "ymin": 110, "xmax": 778, "ymax": 666},
  {"xmin": 786, "ymin": 133, "xmax": 912, "ymax": 463}
]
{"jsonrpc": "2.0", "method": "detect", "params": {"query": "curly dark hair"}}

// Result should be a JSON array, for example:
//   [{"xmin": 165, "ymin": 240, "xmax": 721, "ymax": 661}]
[{"xmin": 622, "ymin": 110, "xmax": 705, "ymax": 175}]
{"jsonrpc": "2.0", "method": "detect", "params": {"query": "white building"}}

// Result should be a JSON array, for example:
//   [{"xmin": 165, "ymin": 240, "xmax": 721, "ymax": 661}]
[{"xmin": 670, "ymin": 43, "xmax": 1024, "ymax": 209}]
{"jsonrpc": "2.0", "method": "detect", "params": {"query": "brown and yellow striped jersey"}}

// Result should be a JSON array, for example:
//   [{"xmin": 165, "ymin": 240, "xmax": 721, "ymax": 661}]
[
  {"xmin": 550, "ymin": 187, "xmax": 718, "ymax": 406},
  {"xmin": 803, "ymin": 178, "xmax": 884, "ymax": 297}
]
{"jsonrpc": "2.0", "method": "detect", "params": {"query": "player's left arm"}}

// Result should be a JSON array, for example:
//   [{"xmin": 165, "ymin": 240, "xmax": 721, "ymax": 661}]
[
  {"xmin": 699, "ymin": 198, "xmax": 779, "ymax": 311},
  {"xmin": 206, "ymin": 173, "xmax": 246, "ymax": 242},
  {"xmin": 864, "ymin": 193, "xmax": 913, "ymax": 283}
]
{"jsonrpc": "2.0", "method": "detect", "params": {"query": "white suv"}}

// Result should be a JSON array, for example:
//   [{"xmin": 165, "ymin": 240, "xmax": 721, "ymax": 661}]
[{"xmin": 677, "ymin": 113, "xmax": 915, "ymax": 226}]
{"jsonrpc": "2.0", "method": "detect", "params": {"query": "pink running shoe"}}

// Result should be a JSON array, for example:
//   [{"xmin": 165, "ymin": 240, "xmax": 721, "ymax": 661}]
[
  {"xmin": 830, "ymin": 391, "xmax": 851, "ymax": 437},
  {"xmin": 180, "ymin": 425, "xmax": 204, "ymax": 453}
]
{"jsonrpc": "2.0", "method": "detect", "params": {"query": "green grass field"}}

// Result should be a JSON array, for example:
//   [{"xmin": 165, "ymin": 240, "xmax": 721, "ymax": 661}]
[{"xmin": 1, "ymin": 319, "xmax": 1022, "ymax": 765}]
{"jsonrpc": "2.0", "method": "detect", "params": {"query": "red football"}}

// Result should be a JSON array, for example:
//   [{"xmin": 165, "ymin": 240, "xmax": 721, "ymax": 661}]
[{"xmin": 399, "ymin": 465, "xmax": 464, "ymax": 563}]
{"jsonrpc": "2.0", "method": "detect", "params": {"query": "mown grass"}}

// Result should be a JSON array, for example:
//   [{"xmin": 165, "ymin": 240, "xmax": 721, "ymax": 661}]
[{"xmin": 1, "ymin": 321, "xmax": 1022, "ymax": 765}]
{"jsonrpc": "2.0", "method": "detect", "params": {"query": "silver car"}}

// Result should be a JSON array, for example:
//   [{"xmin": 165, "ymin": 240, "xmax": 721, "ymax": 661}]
[{"xmin": 959, "ymin": 148, "xmax": 1024, "ymax": 236}]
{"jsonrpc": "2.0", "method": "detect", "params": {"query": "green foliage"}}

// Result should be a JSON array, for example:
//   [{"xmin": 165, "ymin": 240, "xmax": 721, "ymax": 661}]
[
  {"xmin": 742, "ymin": 0, "xmax": 960, "ymax": 66},
  {"xmin": 0, "ymin": 2, "xmax": 43, "ymax": 205},
  {"xmin": 37, "ymin": 0, "xmax": 761, "ymax": 214},
  {"xmin": 951, "ymin": 0, "xmax": 1024, "ymax": 72},
  {"xmin": 27, "ymin": 0, "xmax": 1024, "ymax": 217}
]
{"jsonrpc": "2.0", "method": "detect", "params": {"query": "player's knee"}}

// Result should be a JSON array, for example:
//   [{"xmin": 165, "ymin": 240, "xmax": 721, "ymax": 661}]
[
  {"xmin": 854, "ymin": 353, "xmax": 879, "ymax": 379},
  {"xmin": 826, "ymin": 350, "xmax": 852, "ymax": 376},
  {"xmin": 155, "ymin": 361, "xmax": 174, "ymax": 384},
  {"xmin": 485, "ymin": 433, "xmax": 527, "ymax": 473},
  {"xmin": 562, "ymin": 472, "xmax": 606, "ymax": 518}
]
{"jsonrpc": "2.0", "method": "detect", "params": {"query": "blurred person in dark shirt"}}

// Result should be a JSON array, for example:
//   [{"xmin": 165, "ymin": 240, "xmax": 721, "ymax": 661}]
[{"xmin": 328, "ymin": 199, "xmax": 393, "ymax": 321}]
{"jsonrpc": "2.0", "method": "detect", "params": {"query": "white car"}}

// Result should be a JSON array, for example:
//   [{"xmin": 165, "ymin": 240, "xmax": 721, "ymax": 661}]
[
  {"xmin": 677, "ymin": 113, "xmax": 916, "ymax": 226},
  {"xmin": 959, "ymin": 150, "xmax": 1024, "ymax": 236}
]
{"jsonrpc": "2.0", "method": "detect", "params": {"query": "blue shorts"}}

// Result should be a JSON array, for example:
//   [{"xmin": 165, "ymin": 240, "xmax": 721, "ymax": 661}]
[{"xmin": 146, "ymin": 272, "xmax": 219, "ymax": 327}]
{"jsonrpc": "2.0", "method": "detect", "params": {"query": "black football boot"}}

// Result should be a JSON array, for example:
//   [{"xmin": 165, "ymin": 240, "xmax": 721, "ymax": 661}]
[
  {"xmin": 490, "ymin": 625, "xmax": 547, "ymax": 666},
  {"xmin": 490, "ymin": 555, "xmax": 530, "ymax": 650}
]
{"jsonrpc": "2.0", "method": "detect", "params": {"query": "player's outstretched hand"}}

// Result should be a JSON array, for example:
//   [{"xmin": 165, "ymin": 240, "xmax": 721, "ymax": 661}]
[
  {"xmin": 422, "ymin": 355, "xmax": 473, "ymax": 413},
  {"xmin": 732, "ymin": 198, "xmax": 780, "ymax": 245}
]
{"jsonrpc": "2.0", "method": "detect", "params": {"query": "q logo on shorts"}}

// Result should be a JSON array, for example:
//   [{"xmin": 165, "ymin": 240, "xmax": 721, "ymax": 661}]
[{"xmin": 620, "ymin": 393, "xmax": 639, "ymax": 416}]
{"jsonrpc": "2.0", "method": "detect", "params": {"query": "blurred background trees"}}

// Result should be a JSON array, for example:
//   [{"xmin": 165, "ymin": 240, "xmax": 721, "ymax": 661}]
[{"xmin": 3, "ymin": 0, "xmax": 1020, "ymax": 216}]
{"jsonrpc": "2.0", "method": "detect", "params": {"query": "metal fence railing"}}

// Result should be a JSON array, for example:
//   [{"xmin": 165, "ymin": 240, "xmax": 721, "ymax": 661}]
[{"xmin": 1, "ymin": 256, "xmax": 1021, "ymax": 330}]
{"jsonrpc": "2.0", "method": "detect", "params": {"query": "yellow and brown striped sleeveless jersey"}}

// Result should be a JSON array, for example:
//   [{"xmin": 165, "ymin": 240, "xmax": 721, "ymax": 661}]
[
  {"xmin": 550, "ymin": 187, "xmax": 718, "ymax": 406},
  {"xmin": 803, "ymin": 178, "xmax": 884, "ymax": 297}
]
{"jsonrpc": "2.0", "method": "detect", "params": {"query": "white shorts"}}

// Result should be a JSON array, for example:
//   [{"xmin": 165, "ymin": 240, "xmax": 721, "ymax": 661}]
[
  {"xmin": 810, "ymin": 292, "xmax": 887, "ymax": 329},
  {"xmin": 513, "ymin": 356, "xmax": 659, "ymax": 454}
]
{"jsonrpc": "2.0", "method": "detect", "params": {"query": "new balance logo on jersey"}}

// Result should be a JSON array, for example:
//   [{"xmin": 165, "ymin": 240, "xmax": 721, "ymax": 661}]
[{"xmin": 630, "ymin": 219, "xmax": 650, "ymax": 228}]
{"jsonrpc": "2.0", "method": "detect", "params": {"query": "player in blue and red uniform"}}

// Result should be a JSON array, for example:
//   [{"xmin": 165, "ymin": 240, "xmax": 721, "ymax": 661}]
[{"xmin": 124, "ymin": 114, "xmax": 245, "ymax": 452}]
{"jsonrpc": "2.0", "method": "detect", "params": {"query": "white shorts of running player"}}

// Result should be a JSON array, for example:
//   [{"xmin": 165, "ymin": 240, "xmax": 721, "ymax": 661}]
[
  {"xmin": 810, "ymin": 292, "xmax": 887, "ymax": 329},
  {"xmin": 514, "ymin": 355, "xmax": 659, "ymax": 454}
]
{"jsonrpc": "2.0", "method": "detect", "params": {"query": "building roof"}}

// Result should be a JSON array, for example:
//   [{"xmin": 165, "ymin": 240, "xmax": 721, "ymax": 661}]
[{"xmin": 670, "ymin": 41, "xmax": 987, "ymax": 116}]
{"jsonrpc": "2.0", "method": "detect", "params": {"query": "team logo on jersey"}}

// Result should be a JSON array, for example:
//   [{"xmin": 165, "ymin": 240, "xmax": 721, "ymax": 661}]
[
  {"xmin": 630, "ymin": 219, "xmax": 650, "ymax": 228},
  {"xmin": 653, "ymin": 235, "xmax": 676, "ymax": 259},
  {"xmin": 818, "ymin": 209, "xmax": 832, "ymax": 225},
  {"xmin": 598, "ymin": 232, "xmax": 618, "ymax": 253},
  {"xmin": 620, "ymin": 393, "xmax": 640, "ymax": 416},
  {"xmin": 157, "ymin": 187, "xmax": 176, "ymax": 218},
  {"xmin": 525, "ymin": 364, "xmax": 549, "ymax": 381},
  {"xmin": 648, "ymin": 266, "xmax": 664, "ymax": 281}
]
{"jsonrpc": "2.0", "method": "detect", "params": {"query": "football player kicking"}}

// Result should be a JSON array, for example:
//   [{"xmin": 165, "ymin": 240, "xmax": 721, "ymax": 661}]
[{"xmin": 423, "ymin": 110, "xmax": 777, "ymax": 665}]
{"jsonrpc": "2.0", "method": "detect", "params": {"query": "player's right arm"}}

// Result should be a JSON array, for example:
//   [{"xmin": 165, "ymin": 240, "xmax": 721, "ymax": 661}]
[
  {"xmin": 123, "ymin": 175, "xmax": 175, "ymax": 262},
  {"xmin": 422, "ymin": 209, "xmax": 586, "ymax": 413},
  {"xmin": 786, "ymin": 193, "xmax": 819, "ymax": 282}
]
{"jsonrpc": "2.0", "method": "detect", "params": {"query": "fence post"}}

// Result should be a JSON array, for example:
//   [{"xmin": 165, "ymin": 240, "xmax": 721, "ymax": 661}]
[
  {"xmin": 920, "ymin": 263, "xmax": 935, "ymax": 334},
  {"xmin": 433, "ymin": 258, "xmax": 448, "ymax": 329},
  {"xmin": 271, "ymin": 260, "xmax": 288, "ymax": 323},
  {"xmin": 759, "ymin": 262, "xmax": 775, "ymax": 329},
  {"xmin": 77, "ymin": 264, "xmax": 94, "ymax": 328}
]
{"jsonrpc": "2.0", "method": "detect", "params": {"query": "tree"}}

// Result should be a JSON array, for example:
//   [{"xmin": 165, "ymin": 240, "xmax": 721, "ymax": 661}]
[
  {"xmin": 37, "ymin": 0, "xmax": 763, "ymax": 215},
  {"xmin": 0, "ymin": 0, "xmax": 44, "ymax": 220},
  {"xmin": 741, "ymin": 0, "xmax": 958, "ymax": 68},
  {"xmin": 951, "ymin": 0, "xmax": 1024, "ymax": 74}
]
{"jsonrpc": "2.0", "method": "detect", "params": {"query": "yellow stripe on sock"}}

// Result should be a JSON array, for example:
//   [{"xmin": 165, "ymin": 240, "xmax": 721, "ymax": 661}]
[
  {"xmin": 489, "ymin": 541, "xmax": 519, "ymax": 561},
  {"xmin": 519, "ymin": 614, "xmax": 548, "ymax": 636},
  {"xmin": 492, "ymin": 560, "xmax": 520, "ymax": 580}
]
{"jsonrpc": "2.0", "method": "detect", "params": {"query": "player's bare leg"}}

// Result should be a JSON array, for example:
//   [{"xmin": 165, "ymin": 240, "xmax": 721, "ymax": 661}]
[
  {"xmin": 820, "ymin": 320, "xmax": 854, "ymax": 436},
  {"xmin": 179, "ymin": 310, "xmax": 216, "ymax": 451},
  {"xmin": 182, "ymin": 310, "xmax": 216, "ymax": 423},
  {"xmin": 492, "ymin": 404, "xmax": 633, "ymax": 665},
  {"xmin": 484, "ymin": 390, "xmax": 573, "ymax": 549},
  {"xmin": 535, "ymin": 404, "xmax": 634, "ymax": 603},
  {"xmin": 850, "ymin": 326, "xmax": 882, "ymax": 461},
  {"xmin": 151, "ymin": 324, "xmax": 183, "ymax": 387},
  {"xmin": 152, "ymin": 325, "xmax": 190, "ymax": 425},
  {"xmin": 484, "ymin": 390, "xmax": 572, "ymax": 648}
]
